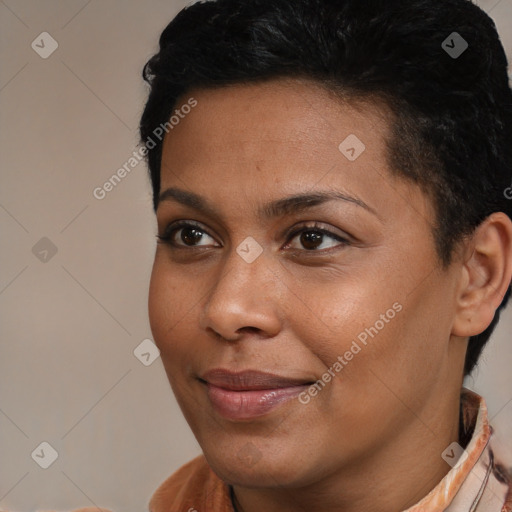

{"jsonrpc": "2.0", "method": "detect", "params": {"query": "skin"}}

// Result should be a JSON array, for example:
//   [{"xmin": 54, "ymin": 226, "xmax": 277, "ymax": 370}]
[{"xmin": 148, "ymin": 77, "xmax": 512, "ymax": 512}]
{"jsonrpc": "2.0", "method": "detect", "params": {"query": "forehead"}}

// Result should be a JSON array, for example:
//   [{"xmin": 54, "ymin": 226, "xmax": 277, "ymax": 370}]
[
  {"xmin": 163, "ymin": 78, "xmax": 390, "ymax": 163},
  {"xmin": 159, "ymin": 78, "xmax": 433, "ymax": 225}
]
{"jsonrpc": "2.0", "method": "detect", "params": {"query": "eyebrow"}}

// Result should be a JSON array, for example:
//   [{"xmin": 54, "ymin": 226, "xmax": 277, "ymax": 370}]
[{"xmin": 157, "ymin": 187, "xmax": 378, "ymax": 220}]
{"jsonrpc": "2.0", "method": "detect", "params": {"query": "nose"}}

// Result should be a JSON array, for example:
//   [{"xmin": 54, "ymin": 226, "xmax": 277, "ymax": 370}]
[{"xmin": 198, "ymin": 248, "xmax": 282, "ymax": 342}]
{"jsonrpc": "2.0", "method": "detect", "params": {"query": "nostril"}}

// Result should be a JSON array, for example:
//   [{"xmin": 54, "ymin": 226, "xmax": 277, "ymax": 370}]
[{"xmin": 239, "ymin": 326, "xmax": 260, "ymax": 335}]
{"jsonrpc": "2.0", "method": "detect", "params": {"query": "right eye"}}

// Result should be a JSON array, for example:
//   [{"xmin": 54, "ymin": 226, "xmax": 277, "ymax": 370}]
[{"xmin": 156, "ymin": 221, "xmax": 219, "ymax": 248}]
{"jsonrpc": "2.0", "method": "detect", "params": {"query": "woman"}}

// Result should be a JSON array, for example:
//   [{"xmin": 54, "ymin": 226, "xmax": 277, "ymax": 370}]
[{"xmin": 75, "ymin": 0, "xmax": 512, "ymax": 510}]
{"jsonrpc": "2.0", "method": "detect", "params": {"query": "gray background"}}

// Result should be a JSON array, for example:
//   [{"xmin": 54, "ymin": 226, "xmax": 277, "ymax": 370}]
[{"xmin": 0, "ymin": 1, "xmax": 511, "ymax": 511}]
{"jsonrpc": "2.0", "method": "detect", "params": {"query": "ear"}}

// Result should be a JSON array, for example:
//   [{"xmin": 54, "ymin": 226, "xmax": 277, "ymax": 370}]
[{"xmin": 452, "ymin": 212, "xmax": 512, "ymax": 338}]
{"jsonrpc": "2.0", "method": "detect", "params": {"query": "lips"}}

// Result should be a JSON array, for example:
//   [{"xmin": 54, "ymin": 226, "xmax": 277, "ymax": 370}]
[
  {"xmin": 201, "ymin": 369, "xmax": 313, "ymax": 390},
  {"xmin": 200, "ymin": 369, "xmax": 313, "ymax": 420}
]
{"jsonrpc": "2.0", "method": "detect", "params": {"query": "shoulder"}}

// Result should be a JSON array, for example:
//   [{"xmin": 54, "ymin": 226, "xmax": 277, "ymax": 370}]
[
  {"xmin": 496, "ymin": 460, "xmax": 512, "ymax": 512},
  {"xmin": 43, "ymin": 456, "xmax": 231, "ymax": 512},
  {"xmin": 149, "ymin": 454, "xmax": 233, "ymax": 512},
  {"xmin": 490, "ymin": 439, "xmax": 512, "ymax": 512}
]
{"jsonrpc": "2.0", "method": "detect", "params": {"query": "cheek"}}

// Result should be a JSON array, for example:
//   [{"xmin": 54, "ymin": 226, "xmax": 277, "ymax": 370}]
[
  {"xmin": 302, "ymin": 266, "xmax": 443, "ymax": 403},
  {"xmin": 294, "ymin": 275, "xmax": 398, "ymax": 364},
  {"xmin": 148, "ymin": 259, "xmax": 169, "ymax": 340},
  {"xmin": 327, "ymin": 282, "xmax": 451, "ymax": 422},
  {"xmin": 148, "ymin": 257, "xmax": 190, "ymax": 358},
  {"xmin": 148, "ymin": 260, "xmax": 200, "ymax": 410}
]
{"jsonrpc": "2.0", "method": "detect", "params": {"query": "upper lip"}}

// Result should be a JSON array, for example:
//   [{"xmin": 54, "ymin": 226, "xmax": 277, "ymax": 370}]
[{"xmin": 200, "ymin": 369, "xmax": 314, "ymax": 391}]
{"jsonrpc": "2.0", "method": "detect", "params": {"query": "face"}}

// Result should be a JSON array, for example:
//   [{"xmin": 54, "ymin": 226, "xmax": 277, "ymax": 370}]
[{"xmin": 148, "ymin": 78, "xmax": 464, "ymax": 488}]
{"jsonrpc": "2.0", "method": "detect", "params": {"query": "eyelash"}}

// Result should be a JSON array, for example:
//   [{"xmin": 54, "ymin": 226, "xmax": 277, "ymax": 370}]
[{"xmin": 156, "ymin": 220, "xmax": 350, "ymax": 253}]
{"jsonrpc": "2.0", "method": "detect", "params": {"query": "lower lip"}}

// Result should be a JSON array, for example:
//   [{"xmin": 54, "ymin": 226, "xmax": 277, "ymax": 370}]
[{"xmin": 206, "ymin": 383, "xmax": 309, "ymax": 420}]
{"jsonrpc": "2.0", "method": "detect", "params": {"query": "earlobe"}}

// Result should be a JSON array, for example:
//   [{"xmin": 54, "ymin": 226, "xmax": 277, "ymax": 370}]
[{"xmin": 451, "ymin": 212, "xmax": 512, "ymax": 338}]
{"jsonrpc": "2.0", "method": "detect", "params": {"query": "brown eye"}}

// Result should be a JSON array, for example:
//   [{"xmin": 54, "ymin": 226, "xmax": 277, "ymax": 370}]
[
  {"xmin": 178, "ymin": 226, "xmax": 206, "ymax": 246},
  {"xmin": 157, "ymin": 221, "xmax": 217, "ymax": 248},
  {"xmin": 298, "ymin": 231, "xmax": 324, "ymax": 250},
  {"xmin": 285, "ymin": 223, "xmax": 349, "ymax": 252}
]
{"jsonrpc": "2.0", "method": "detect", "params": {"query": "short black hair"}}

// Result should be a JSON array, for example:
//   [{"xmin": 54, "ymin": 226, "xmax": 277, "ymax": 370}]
[{"xmin": 139, "ymin": 0, "xmax": 512, "ymax": 376}]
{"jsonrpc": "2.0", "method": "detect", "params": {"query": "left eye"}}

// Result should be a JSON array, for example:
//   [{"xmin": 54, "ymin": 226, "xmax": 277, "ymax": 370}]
[{"xmin": 285, "ymin": 224, "xmax": 349, "ymax": 251}]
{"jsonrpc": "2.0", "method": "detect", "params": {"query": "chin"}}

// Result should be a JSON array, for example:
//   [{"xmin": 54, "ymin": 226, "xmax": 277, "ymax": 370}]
[{"xmin": 202, "ymin": 439, "xmax": 317, "ymax": 488}]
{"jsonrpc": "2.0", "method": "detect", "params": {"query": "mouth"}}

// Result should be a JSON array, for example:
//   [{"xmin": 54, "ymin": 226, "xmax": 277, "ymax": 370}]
[{"xmin": 199, "ymin": 369, "xmax": 315, "ymax": 421}]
